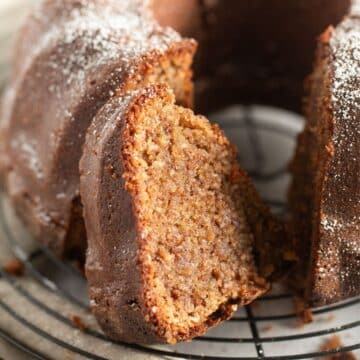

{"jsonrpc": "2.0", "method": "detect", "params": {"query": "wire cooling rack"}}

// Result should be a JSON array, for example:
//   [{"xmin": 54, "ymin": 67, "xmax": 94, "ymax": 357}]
[{"xmin": 0, "ymin": 106, "xmax": 359, "ymax": 360}]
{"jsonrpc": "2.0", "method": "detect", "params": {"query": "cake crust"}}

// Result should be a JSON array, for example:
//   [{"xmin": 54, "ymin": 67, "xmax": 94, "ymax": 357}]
[{"xmin": 289, "ymin": 12, "xmax": 360, "ymax": 306}]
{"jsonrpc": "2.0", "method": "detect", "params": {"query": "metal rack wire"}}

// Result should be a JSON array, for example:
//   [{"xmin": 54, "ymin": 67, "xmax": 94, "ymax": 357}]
[{"xmin": 0, "ymin": 106, "xmax": 359, "ymax": 360}]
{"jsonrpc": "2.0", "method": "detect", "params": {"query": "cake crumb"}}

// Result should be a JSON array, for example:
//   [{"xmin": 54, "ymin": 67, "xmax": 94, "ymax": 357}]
[
  {"xmin": 3, "ymin": 258, "xmax": 24, "ymax": 276},
  {"xmin": 327, "ymin": 314, "xmax": 335, "ymax": 322},
  {"xmin": 319, "ymin": 335, "xmax": 356, "ymax": 360},
  {"xmin": 325, "ymin": 141, "xmax": 335, "ymax": 156},
  {"xmin": 250, "ymin": 301, "xmax": 261, "ymax": 310},
  {"xmin": 320, "ymin": 26, "xmax": 334, "ymax": 44},
  {"xmin": 294, "ymin": 296, "xmax": 313, "ymax": 326},
  {"xmin": 260, "ymin": 324, "xmax": 273, "ymax": 333},
  {"xmin": 70, "ymin": 315, "xmax": 88, "ymax": 331}
]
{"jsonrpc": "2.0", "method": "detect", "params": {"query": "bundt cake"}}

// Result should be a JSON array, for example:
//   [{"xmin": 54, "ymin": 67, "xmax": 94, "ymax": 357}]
[
  {"xmin": 288, "ymin": 11, "xmax": 360, "ymax": 306},
  {"xmin": 0, "ymin": 0, "xmax": 359, "ymax": 344},
  {"xmin": 80, "ymin": 84, "xmax": 272, "ymax": 343}
]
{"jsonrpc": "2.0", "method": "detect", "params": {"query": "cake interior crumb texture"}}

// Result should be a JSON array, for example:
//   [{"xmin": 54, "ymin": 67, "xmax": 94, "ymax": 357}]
[{"xmin": 122, "ymin": 93, "xmax": 266, "ymax": 341}]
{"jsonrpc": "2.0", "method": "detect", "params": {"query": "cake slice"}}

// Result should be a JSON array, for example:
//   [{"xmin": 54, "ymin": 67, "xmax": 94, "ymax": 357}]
[
  {"xmin": 288, "ymin": 18, "xmax": 360, "ymax": 306},
  {"xmin": 80, "ymin": 84, "xmax": 289, "ymax": 344}
]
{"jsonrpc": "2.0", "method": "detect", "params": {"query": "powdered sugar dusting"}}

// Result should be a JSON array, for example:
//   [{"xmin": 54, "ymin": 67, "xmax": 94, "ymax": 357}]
[
  {"xmin": 316, "ymin": 14, "xmax": 360, "ymax": 292},
  {"xmin": 10, "ymin": 134, "xmax": 44, "ymax": 180},
  {"xmin": 5, "ymin": 0, "xmax": 181, "ymax": 103},
  {"xmin": 331, "ymin": 17, "xmax": 360, "ymax": 139},
  {"xmin": 39, "ymin": 1, "xmax": 181, "ymax": 88},
  {"xmin": 3, "ymin": 0, "xmax": 183, "ymax": 180},
  {"xmin": 321, "ymin": 217, "xmax": 343, "ymax": 232},
  {"xmin": 328, "ymin": 15, "xmax": 360, "ymax": 220}
]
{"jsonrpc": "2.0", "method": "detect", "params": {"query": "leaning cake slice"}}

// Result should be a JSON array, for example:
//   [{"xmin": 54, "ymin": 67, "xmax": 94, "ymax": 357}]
[{"xmin": 80, "ymin": 84, "xmax": 287, "ymax": 344}]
